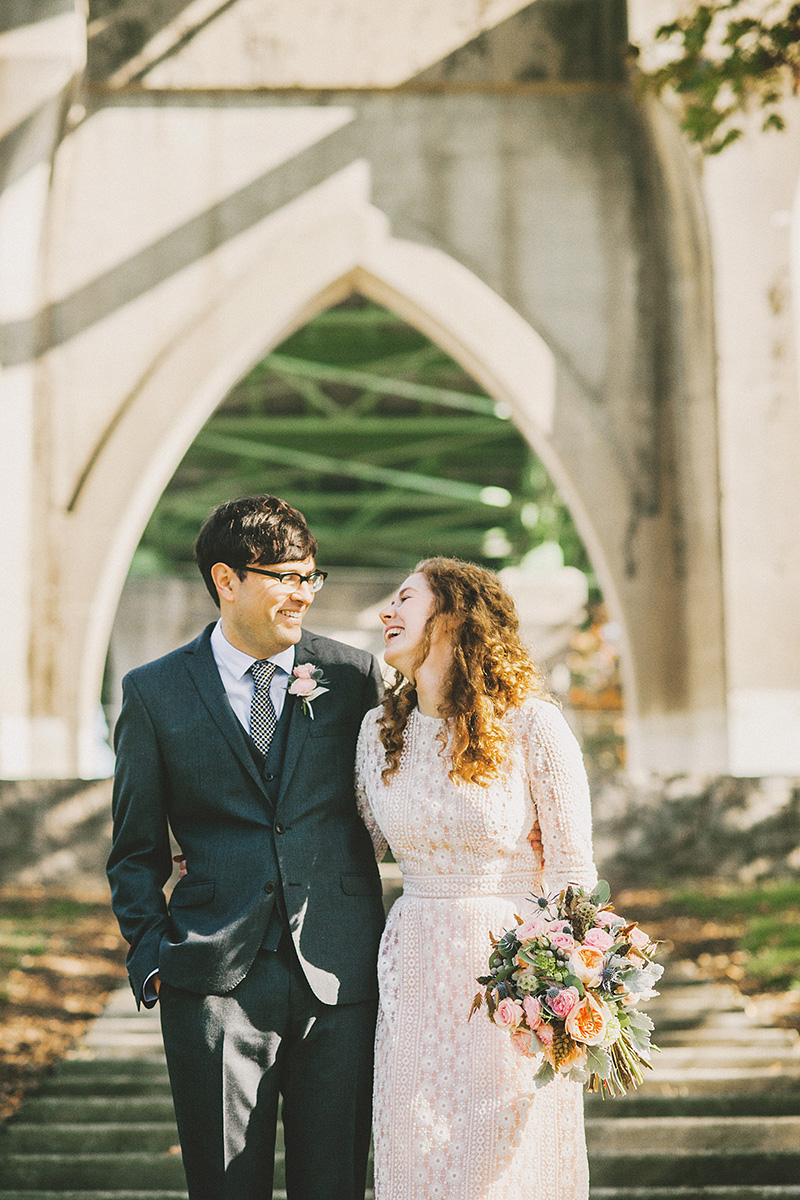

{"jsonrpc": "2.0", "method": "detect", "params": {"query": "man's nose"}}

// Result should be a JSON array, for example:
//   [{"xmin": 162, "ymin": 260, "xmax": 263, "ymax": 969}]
[{"xmin": 289, "ymin": 580, "xmax": 315, "ymax": 601}]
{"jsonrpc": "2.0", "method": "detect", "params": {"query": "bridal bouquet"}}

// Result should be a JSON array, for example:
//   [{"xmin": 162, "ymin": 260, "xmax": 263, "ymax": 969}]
[{"xmin": 470, "ymin": 881, "xmax": 662, "ymax": 1096}]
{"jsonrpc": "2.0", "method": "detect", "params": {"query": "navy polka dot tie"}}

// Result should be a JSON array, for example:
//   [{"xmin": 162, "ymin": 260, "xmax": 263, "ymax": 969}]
[{"xmin": 250, "ymin": 660, "xmax": 278, "ymax": 756}]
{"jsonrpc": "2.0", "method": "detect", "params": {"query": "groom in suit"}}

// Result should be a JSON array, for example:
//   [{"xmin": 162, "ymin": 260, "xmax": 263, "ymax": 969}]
[{"xmin": 107, "ymin": 494, "xmax": 385, "ymax": 1200}]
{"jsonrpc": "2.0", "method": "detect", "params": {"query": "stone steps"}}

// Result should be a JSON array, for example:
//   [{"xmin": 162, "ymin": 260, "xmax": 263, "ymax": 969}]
[
  {"xmin": 1, "ymin": 960, "xmax": 799, "ymax": 1197},
  {"xmin": 591, "ymin": 1192, "xmax": 800, "ymax": 1200}
]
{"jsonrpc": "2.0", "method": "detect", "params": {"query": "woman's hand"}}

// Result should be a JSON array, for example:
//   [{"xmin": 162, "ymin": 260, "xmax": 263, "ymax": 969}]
[{"xmin": 173, "ymin": 853, "xmax": 187, "ymax": 880}]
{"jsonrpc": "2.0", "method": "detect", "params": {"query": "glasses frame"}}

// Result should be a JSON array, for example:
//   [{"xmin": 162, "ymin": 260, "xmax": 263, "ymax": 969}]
[{"xmin": 244, "ymin": 566, "xmax": 328, "ymax": 592}]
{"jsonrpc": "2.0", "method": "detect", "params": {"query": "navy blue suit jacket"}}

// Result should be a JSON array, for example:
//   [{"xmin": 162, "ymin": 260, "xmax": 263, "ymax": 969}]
[{"xmin": 107, "ymin": 624, "xmax": 385, "ymax": 1006}]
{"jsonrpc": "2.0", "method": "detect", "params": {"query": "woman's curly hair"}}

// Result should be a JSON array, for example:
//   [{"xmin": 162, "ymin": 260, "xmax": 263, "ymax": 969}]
[{"xmin": 378, "ymin": 557, "xmax": 550, "ymax": 786}]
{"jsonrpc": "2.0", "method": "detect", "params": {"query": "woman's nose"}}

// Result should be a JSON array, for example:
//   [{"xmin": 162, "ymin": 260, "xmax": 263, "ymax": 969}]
[{"xmin": 378, "ymin": 602, "xmax": 395, "ymax": 625}]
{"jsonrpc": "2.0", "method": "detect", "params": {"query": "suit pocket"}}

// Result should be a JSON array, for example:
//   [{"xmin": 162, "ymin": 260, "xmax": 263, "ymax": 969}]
[
  {"xmin": 340, "ymin": 872, "xmax": 382, "ymax": 897},
  {"xmin": 169, "ymin": 880, "xmax": 215, "ymax": 908}
]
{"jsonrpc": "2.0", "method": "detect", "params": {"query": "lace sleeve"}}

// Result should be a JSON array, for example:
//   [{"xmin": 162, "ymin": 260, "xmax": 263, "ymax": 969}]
[
  {"xmin": 518, "ymin": 700, "xmax": 597, "ymax": 894},
  {"xmin": 355, "ymin": 709, "xmax": 388, "ymax": 863}
]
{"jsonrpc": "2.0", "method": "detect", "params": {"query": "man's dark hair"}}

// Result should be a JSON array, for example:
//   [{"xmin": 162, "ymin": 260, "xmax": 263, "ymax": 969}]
[{"xmin": 195, "ymin": 494, "xmax": 318, "ymax": 606}]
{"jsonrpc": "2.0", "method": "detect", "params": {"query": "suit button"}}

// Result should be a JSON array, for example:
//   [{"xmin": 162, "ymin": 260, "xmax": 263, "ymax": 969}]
[
  {"xmin": 264, "ymin": 773, "xmax": 275, "ymax": 782},
  {"xmin": 275, "ymin": 822, "xmax": 285, "ymax": 835},
  {"xmin": 264, "ymin": 881, "xmax": 276, "ymax": 895}
]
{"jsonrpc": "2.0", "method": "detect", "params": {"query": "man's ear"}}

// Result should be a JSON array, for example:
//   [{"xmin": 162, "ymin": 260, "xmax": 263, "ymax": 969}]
[{"xmin": 210, "ymin": 562, "xmax": 238, "ymax": 604}]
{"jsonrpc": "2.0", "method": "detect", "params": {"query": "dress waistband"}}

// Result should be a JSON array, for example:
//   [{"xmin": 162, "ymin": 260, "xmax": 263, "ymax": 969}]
[{"xmin": 400, "ymin": 870, "xmax": 541, "ymax": 899}]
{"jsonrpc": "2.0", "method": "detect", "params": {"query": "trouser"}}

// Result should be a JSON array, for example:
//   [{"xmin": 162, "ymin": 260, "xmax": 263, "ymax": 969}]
[{"xmin": 159, "ymin": 939, "xmax": 378, "ymax": 1200}]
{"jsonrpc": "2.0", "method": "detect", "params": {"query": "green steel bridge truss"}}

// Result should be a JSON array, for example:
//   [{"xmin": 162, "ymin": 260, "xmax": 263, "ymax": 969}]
[{"xmin": 137, "ymin": 299, "xmax": 588, "ymax": 577}]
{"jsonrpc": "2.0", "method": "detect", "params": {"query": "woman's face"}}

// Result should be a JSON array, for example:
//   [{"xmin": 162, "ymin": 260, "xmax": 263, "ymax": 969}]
[{"xmin": 379, "ymin": 571, "xmax": 438, "ymax": 679}]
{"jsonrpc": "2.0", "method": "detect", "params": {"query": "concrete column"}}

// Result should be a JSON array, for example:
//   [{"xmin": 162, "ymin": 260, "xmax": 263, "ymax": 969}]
[
  {"xmin": 703, "ymin": 105, "xmax": 800, "ymax": 774},
  {"xmin": 0, "ymin": 4, "xmax": 85, "ymax": 777}
]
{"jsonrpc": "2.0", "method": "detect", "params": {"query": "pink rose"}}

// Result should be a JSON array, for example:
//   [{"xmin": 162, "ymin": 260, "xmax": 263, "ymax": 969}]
[
  {"xmin": 584, "ymin": 927, "xmax": 615, "ymax": 952},
  {"xmin": 536, "ymin": 1022, "xmax": 555, "ymax": 1046},
  {"xmin": 548, "ymin": 920, "xmax": 570, "ymax": 934},
  {"xmin": 629, "ymin": 926, "xmax": 650, "ymax": 950},
  {"xmin": 569, "ymin": 944, "xmax": 604, "ymax": 987},
  {"xmin": 510, "ymin": 1029, "xmax": 537, "ymax": 1058},
  {"xmin": 549, "ymin": 931, "xmax": 576, "ymax": 954},
  {"xmin": 522, "ymin": 995, "xmax": 543, "ymax": 1028},
  {"xmin": 595, "ymin": 910, "xmax": 618, "ymax": 928},
  {"xmin": 494, "ymin": 997, "xmax": 524, "ymax": 1029},
  {"xmin": 565, "ymin": 993, "xmax": 610, "ymax": 1045},
  {"xmin": 547, "ymin": 986, "xmax": 580, "ymax": 1019},
  {"xmin": 289, "ymin": 677, "xmax": 316, "ymax": 696},
  {"xmin": 517, "ymin": 915, "xmax": 545, "ymax": 941},
  {"xmin": 293, "ymin": 663, "xmax": 315, "ymax": 679}
]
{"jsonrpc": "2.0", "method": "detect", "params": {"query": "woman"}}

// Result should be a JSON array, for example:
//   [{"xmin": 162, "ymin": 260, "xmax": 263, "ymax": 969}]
[{"xmin": 355, "ymin": 557, "xmax": 597, "ymax": 1200}]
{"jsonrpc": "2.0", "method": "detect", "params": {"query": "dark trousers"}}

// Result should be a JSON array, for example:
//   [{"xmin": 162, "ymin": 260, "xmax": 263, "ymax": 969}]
[{"xmin": 159, "ymin": 941, "xmax": 377, "ymax": 1200}]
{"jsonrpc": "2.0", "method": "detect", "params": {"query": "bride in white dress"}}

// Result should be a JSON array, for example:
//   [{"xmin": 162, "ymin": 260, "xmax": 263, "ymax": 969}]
[{"xmin": 355, "ymin": 557, "xmax": 597, "ymax": 1200}]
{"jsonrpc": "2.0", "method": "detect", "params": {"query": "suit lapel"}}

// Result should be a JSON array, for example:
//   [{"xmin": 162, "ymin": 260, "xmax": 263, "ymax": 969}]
[
  {"xmin": 277, "ymin": 631, "xmax": 317, "ymax": 805},
  {"xmin": 182, "ymin": 625, "xmax": 267, "ymax": 795}
]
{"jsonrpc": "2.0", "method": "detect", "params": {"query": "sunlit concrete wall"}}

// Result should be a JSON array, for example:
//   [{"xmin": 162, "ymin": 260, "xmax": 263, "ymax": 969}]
[{"xmin": 0, "ymin": 0, "xmax": 798, "ymax": 779}]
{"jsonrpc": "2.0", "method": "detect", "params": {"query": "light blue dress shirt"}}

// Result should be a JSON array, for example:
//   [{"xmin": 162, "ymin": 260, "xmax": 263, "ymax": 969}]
[{"xmin": 209, "ymin": 619, "xmax": 296, "ymax": 731}]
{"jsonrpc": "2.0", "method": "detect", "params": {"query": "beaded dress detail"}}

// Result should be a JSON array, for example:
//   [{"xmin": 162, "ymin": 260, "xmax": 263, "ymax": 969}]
[{"xmin": 355, "ymin": 697, "xmax": 597, "ymax": 1200}]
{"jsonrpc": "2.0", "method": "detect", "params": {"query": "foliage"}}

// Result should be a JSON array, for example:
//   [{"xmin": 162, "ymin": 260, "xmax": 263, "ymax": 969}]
[
  {"xmin": 633, "ymin": 1, "xmax": 800, "ymax": 153},
  {"xmin": 658, "ymin": 879, "xmax": 800, "ymax": 991}
]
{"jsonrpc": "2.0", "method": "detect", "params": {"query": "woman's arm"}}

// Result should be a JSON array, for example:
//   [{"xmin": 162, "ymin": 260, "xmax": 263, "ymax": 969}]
[
  {"xmin": 355, "ymin": 712, "xmax": 389, "ymax": 863},
  {"xmin": 521, "ymin": 701, "xmax": 597, "ymax": 894}
]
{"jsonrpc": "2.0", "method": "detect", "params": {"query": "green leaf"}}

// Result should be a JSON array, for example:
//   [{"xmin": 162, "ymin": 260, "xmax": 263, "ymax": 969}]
[
  {"xmin": 626, "ymin": 1010, "xmax": 655, "ymax": 1056},
  {"xmin": 627, "ymin": 1010, "xmax": 655, "ymax": 1034},
  {"xmin": 586, "ymin": 1044, "xmax": 611, "ymax": 1078},
  {"xmin": 591, "ymin": 880, "xmax": 611, "ymax": 907},
  {"xmin": 534, "ymin": 1060, "xmax": 556, "ymax": 1089},
  {"xmin": 564, "ymin": 974, "xmax": 585, "ymax": 997}
]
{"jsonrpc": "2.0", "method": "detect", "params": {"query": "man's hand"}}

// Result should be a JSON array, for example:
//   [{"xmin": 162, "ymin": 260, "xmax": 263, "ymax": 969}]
[
  {"xmin": 154, "ymin": 973, "xmax": 161, "ymax": 995},
  {"xmin": 173, "ymin": 854, "xmax": 187, "ymax": 879},
  {"xmin": 528, "ymin": 819, "xmax": 544, "ymax": 863}
]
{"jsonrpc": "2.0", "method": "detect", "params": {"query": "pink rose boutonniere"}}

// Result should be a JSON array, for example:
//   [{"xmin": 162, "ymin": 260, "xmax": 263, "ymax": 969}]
[{"xmin": 288, "ymin": 663, "xmax": 329, "ymax": 719}]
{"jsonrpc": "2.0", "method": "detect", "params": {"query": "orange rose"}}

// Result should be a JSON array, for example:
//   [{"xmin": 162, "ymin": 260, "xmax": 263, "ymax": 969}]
[
  {"xmin": 569, "ymin": 944, "xmax": 604, "ymax": 987},
  {"xmin": 565, "ymin": 993, "xmax": 609, "ymax": 1045}
]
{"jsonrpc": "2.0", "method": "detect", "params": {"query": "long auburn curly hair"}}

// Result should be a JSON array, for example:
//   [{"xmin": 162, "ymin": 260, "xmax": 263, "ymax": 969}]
[{"xmin": 378, "ymin": 557, "xmax": 550, "ymax": 786}]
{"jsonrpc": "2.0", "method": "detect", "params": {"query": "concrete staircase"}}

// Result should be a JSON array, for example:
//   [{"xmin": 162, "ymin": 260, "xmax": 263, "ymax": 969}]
[
  {"xmin": 587, "ymin": 964, "xmax": 800, "ymax": 1200},
  {"xmin": 1, "ymin": 965, "xmax": 799, "ymax": 1198}
]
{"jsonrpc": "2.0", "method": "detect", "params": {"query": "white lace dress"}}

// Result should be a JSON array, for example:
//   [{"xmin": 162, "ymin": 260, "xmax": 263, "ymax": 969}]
[{"xmin": 355, "ymin": 697, "xmax": 598, "ymax": 1200}]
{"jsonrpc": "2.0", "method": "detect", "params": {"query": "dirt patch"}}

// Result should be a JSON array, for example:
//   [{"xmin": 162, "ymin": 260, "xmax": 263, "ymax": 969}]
[{"xmin": 0, "ymin": 886, "xmax": 127, "ymax": 1126}]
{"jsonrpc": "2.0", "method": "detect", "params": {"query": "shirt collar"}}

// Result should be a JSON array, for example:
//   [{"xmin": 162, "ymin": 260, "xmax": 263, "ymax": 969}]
[{"xmin": 211, "ymin": 620, "xmax": 296, "ymax": 680}]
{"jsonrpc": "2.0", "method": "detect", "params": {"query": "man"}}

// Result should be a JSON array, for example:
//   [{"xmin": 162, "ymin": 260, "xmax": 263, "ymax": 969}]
[{"xmin": 107, "ymin": 494, "xmax": 385, "ymax": 1200}]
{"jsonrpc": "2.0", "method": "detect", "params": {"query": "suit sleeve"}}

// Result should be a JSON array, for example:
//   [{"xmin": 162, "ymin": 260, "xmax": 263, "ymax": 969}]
[
  {"xmin": 361, "ymin": 653, "xmax": 384, "ymax": 716},
  {"xmin": 106, "ymin": 673, "xmax": 174, "ymax": 1007}
]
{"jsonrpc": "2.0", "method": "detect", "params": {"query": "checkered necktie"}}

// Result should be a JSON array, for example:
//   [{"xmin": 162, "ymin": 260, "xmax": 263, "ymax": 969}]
[{"xmin": 249, "ymin": 660, "xmax": 278, "ymax": 756}]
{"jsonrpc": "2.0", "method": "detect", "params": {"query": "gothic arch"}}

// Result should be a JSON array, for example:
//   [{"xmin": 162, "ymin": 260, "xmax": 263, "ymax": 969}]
[{"xmin": 63, "ymin": 199, "xmax": 631, "ymax": 775}]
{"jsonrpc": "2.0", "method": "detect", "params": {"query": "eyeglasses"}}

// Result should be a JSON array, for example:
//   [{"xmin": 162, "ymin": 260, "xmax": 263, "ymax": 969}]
[{"xmin": 244, "ymin": 566, "xmax": 327, "ymax": 592}]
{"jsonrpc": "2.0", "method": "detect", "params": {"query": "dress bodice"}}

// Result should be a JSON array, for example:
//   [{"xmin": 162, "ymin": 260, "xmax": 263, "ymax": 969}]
[{"xmin": 356, "ymin": 697, "xmax": 596, "ymax": 897}]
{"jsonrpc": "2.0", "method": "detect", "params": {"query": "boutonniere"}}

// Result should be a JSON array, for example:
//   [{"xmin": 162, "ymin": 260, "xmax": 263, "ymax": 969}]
[{"xmin": 288, "ymin": 663, "xmax": 329, "ymax": 719}]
